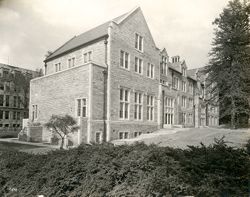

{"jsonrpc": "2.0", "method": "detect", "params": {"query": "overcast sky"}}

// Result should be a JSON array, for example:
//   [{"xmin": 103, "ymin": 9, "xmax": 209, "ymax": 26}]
[{"xmin": 0, "ymin": 0, "xmax": 230, "ymax": 71}]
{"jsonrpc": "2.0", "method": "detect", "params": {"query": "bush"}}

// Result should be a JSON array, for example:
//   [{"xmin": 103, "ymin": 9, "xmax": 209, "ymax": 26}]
[
  {"xmin": 0, "ymin": 131, "xmax": 19, "ymax": 138},
  {"xmin": 246, "ymin": 139, "xmax": 250, "ymax": 155},
  {"xmin": 0, "ymin": 140, "xmax": 249, "ymax": 197}
]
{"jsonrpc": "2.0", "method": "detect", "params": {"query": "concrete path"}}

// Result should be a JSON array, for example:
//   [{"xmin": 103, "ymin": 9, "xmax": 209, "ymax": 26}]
[{"xmin": 112, "ymin": 128, "xmax": 189, "ymax": 145}]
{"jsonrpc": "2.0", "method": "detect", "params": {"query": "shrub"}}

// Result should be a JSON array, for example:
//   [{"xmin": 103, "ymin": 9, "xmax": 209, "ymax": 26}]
[
  {"xmin": 246, "ymin": 139, "xmax": 250, "ymax": 155},
  {"xmin": 0, "ymin": 140, "xmax": 249, "ymax": 197}
]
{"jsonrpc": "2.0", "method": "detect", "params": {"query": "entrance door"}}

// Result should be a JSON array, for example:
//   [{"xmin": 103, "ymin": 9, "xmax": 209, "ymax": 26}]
[{"xmin": 164, "ymin": 97, "xmax": 174, "ymax": 126}]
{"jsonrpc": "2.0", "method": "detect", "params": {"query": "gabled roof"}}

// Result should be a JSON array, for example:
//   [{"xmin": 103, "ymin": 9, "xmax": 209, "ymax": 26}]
[
  {"xmin": 160, "ymin": 48, "xmax": 169, "ymax": 57},
  {"xmin": 45, "ymin": 22, "xmax": 109, "ymax": 62},
  {"xmin": 187, "ymin": 68, "xmax": 197, "ymax": 81},
  {"xmin": 168, "ymin": 61, "xmax": 185, "ymax": 73},
  {"xmin": 45, "ymin": 8, "xmax": 137, "ymax": 62},
  {"xmin": 187, "ymin": 67, "xmax": 208, "ymax": 81}
]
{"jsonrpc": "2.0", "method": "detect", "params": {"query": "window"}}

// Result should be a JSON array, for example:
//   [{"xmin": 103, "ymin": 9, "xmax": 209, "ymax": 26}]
[
  {"xmin": 68, "ymin": 57, "xmax": 75, "ymax": 68},
  {"xmin": 182, "ymin": 81, "xmax": 186, "ymax": 92},
  {"xmin": 18, "ymin": 96, "xmax": 21, "ymax": 108},
  {"xmin": 0, "ymin": 83, "xmax": 4, "ymax": 91},
  {"xmin": 134, "ymin": 132, "xmax": 142, "ymax": 138},
  {"xmin": 161, "ymin": 56, "xmax": 167, "ymax": 75},
  {"xmin": 0, "ymin": 124, "xmax": 2, "ymax": 127},
  {"xmin": 201, "ymin": 107, "xmax": 206, "ymax": 114},
  {"xmin": 135, "ymin": 57, "xmax": 143, "ymax": 74},
  {"xmin": 55, "ymin": 63, "xmax": 61, "ymax": 72},
  {"xmin": 17, "ymin": 112, "xmax": 20, "ymax": 120},
  {"xmin": 181, "ymin": 67, "xmax": 186, "ymax": 76},
  {"xmin": 201, "ymin": 86, "xmax": 205, "ymax": 98},
  {"xmin": 0, "ymin": 111, "xmax": 3, "ymax": 119},
  {"xmin": 32, "ymin": 105, "xmax": 38, "ymax": 120},
  {"xmin": 5, "ymin": 95, "xmax": 9, "ymax": 107},
  {"xmin": 119, "ymin": 132, "xmax": 129, "ymax": 139},
  {"xmin": 83, "ymin": 51, "xmax": 92, "ymax": 63},
  {"xmin": 147, "ymin": 63, "xmax": 154, "ymax": 78},
  {"xmin": 181, "ymin": 112, "xmax": 186, "ymax": 124},
  {"xmin": 13, "ymin": 111, "xmax": 16, "ymax": 120},
  {"xmin": 3, "ymin": 70, "xmax": 9, "ymax": 78},
  {"xmin": 147, "ymin": 95, "xmax": 154, "ymax": 121},
  {"xmin": 119, "ymin": 88, "xmax": 130, "ymax": 119},
  {"xmin": 76, "ymin": 98, "xmax": 87, "ymax": 117},
  {"xmin": 188, "ymin": 98, "xmax": 193, "ymax": 108},
  {"xmin": 4, "ymin": 124, "xmax": 9, "ymax": 128},
  {"xmin": 173, "ymin": 77, "xmax": 179, "ymax": 90},
  {"xmin": 164, "ymin": 97, "xmax": 174, "ymax": 125},
  {"xmin": 120, "ymin": 50, "xmax": 129, "ymax": 69},
  {"xmin": 135, "ymin": 33, "xmax": 143, "ymax": 51},
  {"xmin": 181, "ymin": 96, "xmax": 186, "ymax": 108},
  {"xmin": 95, "ymin": 132, "xmax": 102, "ymax": 143},
  {"xmin": 0, "ymin": 95, "xmax": 3, "ymax": 106},
  {"xmin": 5, "ymin": 111, "xmax": 9, "ymax": 119},
  {"xmin": 187, "ymin": 113, "xmax": 193, "ymax": 124},
  {"xmin": 5, "ymin": 82, "xmax": 10, "ymax": 91},
  {"xmin": 13, "ymin": 96, "xmax": 17, "ymax": 108},
  {"xmin": 160, "ymin": 80, "xmax": 167, "ymax": 85},
  {"xmin": 188, "ymin": 82, "xmax": 193, "ymax": 94},
  {"xmin": 24, "ymin": 111, "xmax": 28, "ymax": 118},
  {"xmin": 134, "ymin": 92, "xmax": 143, "ymax": 120}
]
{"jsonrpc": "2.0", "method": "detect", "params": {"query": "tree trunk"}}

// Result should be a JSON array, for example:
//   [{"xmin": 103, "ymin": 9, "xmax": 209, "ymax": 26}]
[
  {"xmin": 231, "ymin": 97, "xmax": 236, "ymax": 129},
  {"xmin": 60, "ymin": 137, "xmax": 64, "ymax": 150}
]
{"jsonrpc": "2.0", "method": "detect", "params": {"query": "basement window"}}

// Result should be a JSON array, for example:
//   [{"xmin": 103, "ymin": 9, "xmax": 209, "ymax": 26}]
[{"xmin": 119, "ymin": 132, "xmax": 129, "ymax": 139}]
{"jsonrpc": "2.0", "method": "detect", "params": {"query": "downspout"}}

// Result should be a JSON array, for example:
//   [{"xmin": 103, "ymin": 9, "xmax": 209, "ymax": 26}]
[
  {"xmin": 193, "ymin": 80, "xmax": 195, "ymax": 127},
  {"xmin": 44, "ymin": 63, "xmax": 47, "ymax": 76},
  {"xmin": 103, "ymin": 39, "xmax": 108, "ymax": 142},
  {"xmin": 105, "ymin": 22, "xmax": 113, "ymax": 142},
  {"xmin": 162, "ymin": 90, "xmax": 165, "ymax": 128}
]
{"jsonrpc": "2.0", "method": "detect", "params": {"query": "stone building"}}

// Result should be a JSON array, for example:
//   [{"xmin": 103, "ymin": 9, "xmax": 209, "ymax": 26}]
[
  {"xmin": 0, "ymin": 63, "xmax": 40, "ymax": 137},
  {"xmin": 29, "ymin": 7, "xmax": 219, "ymax": 145}
]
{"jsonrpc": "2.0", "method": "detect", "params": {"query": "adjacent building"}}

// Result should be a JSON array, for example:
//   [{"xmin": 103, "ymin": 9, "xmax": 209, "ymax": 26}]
[
  {"xmin": 0, "ymin": 63, "xmax": 40, "ymax": 136},
  {"xmin": 28, "ymin": 7, "xmax": 219, "ymax": 145}
]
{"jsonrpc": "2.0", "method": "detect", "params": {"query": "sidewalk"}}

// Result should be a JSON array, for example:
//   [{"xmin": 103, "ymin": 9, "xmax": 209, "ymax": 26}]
[{"xmin": 112, "ymin": 128, "xmax": 189, "ymax": 145}]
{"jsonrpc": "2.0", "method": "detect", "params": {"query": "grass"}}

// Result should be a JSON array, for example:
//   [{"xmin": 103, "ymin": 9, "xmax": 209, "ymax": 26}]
[
  {"xmin": 0, "ymin": 141, "xmax": 43, "ymax": 152},
  {"xmin": 145, "ymin": 127, "xmax": 250, "ymax": 148},
  {"xmin": 114, "ymin": 127, "xmax": 250, "ymax": 149}
]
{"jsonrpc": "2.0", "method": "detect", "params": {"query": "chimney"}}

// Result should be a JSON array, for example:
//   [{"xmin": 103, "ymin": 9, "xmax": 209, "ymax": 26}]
[{"xmin": 171, "ymin": 55, "xmax": 180, "ymax": 63}]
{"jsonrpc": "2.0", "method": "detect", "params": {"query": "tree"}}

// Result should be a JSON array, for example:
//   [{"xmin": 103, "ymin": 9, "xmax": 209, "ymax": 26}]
[
  {"xmin": 44, "ymin": 114, "xmax": 79, "ymax": 149},
  {"xmin": 205, "ymin": 0, "xmax": 250, "ymax": 128}
]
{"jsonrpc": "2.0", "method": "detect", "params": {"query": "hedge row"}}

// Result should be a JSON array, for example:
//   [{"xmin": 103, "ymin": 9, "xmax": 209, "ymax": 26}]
[{"xmin": 0, "ymin": 139, "xmax": 249, "ymax": 197}]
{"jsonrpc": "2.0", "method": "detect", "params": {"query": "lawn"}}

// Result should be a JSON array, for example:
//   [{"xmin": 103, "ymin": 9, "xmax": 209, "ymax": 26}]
[
  {"xmin": 0, "ymin": 141, "xmax": 43, "ymax": 151},
  {"xmin": 114, "ymin": 127, "xmax": 250, "ymax": 149},
  {"xmin": 147, "ymin": 127, "xmax": 250, "ymax": 148},
  {"xmin": 0, "ymin": 141, "xmax": 55, "ymax": 154}
]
